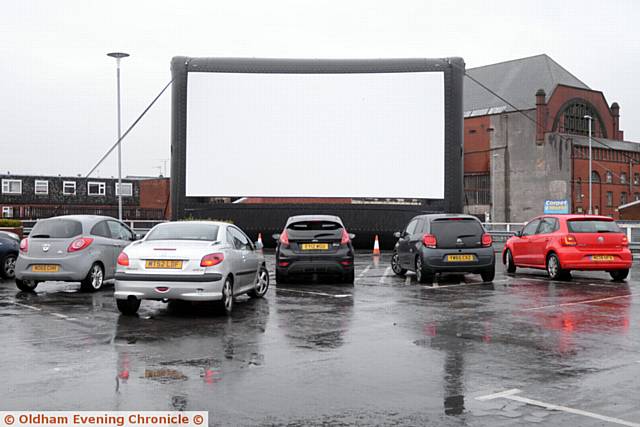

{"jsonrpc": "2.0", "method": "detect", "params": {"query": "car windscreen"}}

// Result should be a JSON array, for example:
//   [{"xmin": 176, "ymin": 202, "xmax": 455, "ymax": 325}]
[
  {"xmin": 430, "ymin": 219, "xmax": 484, "ymax": 242},
  {"xmin": 30, "ymin": 219, "xmax": 83, "ymax": 239},
  {"xmin": 145, "ymin": 223, "xmax": 220, "ymax": 241},
  {"xmin": 567, "ymin": 219, "xmax": 621, "ymax": 233},
  {"xmin": 286, "ymin": 221, "xmax": 343, "ymax": 239}
]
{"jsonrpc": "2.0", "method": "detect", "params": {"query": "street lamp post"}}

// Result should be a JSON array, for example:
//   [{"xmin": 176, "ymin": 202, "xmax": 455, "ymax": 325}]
[
  {"xmin": 584, "ymin": 115, "xmax": 593, "ymax": 214},
  {"xmin": 107, "ymin": 52, "xmax": 130, "ymax": 221},
  {"xmin": 491, "ymin": 153, "xmax": 499, "ymax": 223}
]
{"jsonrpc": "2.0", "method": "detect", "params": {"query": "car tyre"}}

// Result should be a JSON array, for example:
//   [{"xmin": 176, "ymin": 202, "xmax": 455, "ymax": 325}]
[
  {"xmin": 217, "ymin": 276, "xmax": 233, "ymax": 315},
  {"xmin": 481, "ymin": 265, "xmax": 495, "ymax": 282},
  {"xmin": 15, "ymin": 279, "xmax": 38, "ymax": 292},
  {"xmin": 546, "ymin": 253, "xmax": 570, "ymax": 281},
  {"xmin": 117, "ymin": 298, "xmax": 141, "ymax": 315},
  {"xmin": 80, "ymin": 263, "xmax": 104, "ymax": 292},
  {"xmin": 610, "ymin": 269, "xmax": 629, "ymax": 282},
  {"xmin": 505, "ymin": 249, "xmax": 516, "ymax": 274},
  {"xmin": 1, "ymin": 254, "xmax": 17, "ymax": 279},
  {"xmin": 415, "ymin": 256, "xmax": 434, "ymax": 284},
  {"xmin": 248, "ymin": 266, "xmax": 270, "ymax": 298},
  {"xmin": 343, "ymin": 270, "xmax": 355, "ymax": 284},
  {"xmin": 391, "ymin": 252, "xmax": 407, "ymax": 276}
]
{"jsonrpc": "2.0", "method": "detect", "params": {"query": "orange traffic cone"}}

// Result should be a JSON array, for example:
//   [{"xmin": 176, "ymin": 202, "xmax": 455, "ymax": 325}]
[
  {"xmin": 373, "ymin": 235, "xmax": 381, "ymax": 255},
  {"xmin": 257, "ymin": 233, "xmax": 263, "ymax": 248}
]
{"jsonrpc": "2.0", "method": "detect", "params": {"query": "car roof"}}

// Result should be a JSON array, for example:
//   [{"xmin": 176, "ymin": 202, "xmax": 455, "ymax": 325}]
[
  {"xmin": 37, "ymin": 215, "xmax": 116, "ymax": 225},
  {"xmin": 414, "ymin": 213, "xmax": 480, "ymax": 222},
  {"xmin": 156, "ymin": 220, "xmax": 229, "ymax": 227},
  {"xmin": 286, "ymin": 215, "xmax": 343, "ymax": 224},
  {"xmin": 534, "ymin": 214, "xmax": 615, "ymax": 221}
]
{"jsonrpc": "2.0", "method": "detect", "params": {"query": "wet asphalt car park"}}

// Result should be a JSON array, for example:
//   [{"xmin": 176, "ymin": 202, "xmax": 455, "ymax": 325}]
[{"xmin": 1, "ymin": 250, "xmax": 639, "ymax": 426}]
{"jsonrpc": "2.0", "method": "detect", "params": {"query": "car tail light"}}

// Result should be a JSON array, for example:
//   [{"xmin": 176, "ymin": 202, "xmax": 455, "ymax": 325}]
[
  {"xmin": 280, "ymin": 230, "xmax": 290, "ymax": 246},
  {"xmin": 201, "ymin": 253, "xmax": 224, "ymax": 267},
  {"xmin": 561, "ymin": 234, "xmax": 577, "ymax": 246},
  {"xmin": 422, "ymin": 234, "xmax": 437, "ymax": 248},
  {"xmin": 482, "ymin": 233, "xmax": 493, "ymax": 247},
  {"xmin": 68, "ymin": 237, "xmax": 94, "ymax": 252},
  {"xmin": 20, "ymin": 238, "xmax": 28, "ymax": 253},
  {"xmin": 278, "ymin": 261, "xmax": 290, "ymax": 267},
  {"xmin": 340, "ymin": 259, "xmax": 352, "ymax": 266},
  {"xmin": 341, "ymin": 229, "xmax": 350, "ymax": 245},
  {"xmin": 117, "ymin": 252, "xmax": 130, "ymax": 266},
  {"xmin": 622, "ymin": 235, "xmax": 629, "ymax": 247}
]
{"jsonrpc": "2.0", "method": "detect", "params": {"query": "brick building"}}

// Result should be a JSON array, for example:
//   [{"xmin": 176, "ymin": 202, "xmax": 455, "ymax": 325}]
[
  {"xmin": 463, "ymin": 54, "xmax": 638, "ymax": 221},
  {"xmin": 0, "ymin": 174, "xmax": 170, "ymax": 220}
]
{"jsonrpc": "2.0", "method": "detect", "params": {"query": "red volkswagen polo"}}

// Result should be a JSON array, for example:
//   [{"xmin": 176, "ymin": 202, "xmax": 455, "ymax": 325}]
[{"xmin": 503, "ymin": 215, "xmax": 632, "ymax": 281}]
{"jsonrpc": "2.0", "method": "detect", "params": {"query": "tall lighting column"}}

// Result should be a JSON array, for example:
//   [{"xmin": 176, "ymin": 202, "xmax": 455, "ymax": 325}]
[
  {"xmin": 107, "ymin": 52, "xmax": 130, "ymax": 221},
  {"xmin": 584, "ymin": 115, "xmax": 593, "ymax": 214}
]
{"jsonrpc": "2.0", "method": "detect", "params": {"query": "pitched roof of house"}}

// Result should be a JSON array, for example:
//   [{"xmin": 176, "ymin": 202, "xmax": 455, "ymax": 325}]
[{"xmin": 464, "ymin": 54, "xmax": 590, "ymax": 117}]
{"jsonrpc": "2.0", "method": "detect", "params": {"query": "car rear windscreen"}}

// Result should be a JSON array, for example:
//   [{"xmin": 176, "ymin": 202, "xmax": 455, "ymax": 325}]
[
  {"xmin": 567, "ymin": 220, "xmax": 621, "ymax": 233},
  {"xmin": 30, "ymin": 219, "xmax": 82, "ymax": 239},
  {"xmin": 287, "ymin": 221, "xmax": 343, "ymax": 239},
  {"xmin": 146, "ymin": 223, "xmax": 220, "ymax": 241},
  {"xmin": 430, "ymin": 219, "xmax": 484, "ymax": 246}
]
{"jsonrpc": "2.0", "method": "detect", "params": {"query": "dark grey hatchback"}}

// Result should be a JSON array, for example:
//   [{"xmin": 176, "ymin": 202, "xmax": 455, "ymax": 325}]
[
  {"xmin": 391, "ymin": 214, "xmax": 495, "ymax": 283},
  {"xmin": 274, "ymin": 215, "xmax": 355, "ymax": 284}
]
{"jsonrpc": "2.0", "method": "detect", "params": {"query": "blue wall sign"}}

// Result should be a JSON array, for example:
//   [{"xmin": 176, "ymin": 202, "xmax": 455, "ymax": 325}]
[{"xmin": 544, "ymin": 200, "xmax": 569, "ymax": 214}]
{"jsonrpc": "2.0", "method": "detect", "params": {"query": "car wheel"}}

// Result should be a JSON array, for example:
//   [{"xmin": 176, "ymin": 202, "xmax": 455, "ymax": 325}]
[
  {"xmin": 415, "ymin": 256, "xmax": 433, "ymax": 284},
  {"xmin": 248, "ymin": 266, "xmax": 270, "ymax": 298},
  {"xmin": 1, "ymin": 254, "xmax": 17, "ymax": 279},
  {"xmin": 275, "ymin": 270, "xmax": 289, "ymax": 285},
  {"xmin": 391, "ymin": 252, "xmax": 407, "ymax": 276},
  {"xmin": 610, "ymin": 269, "xmax": 629, "ymax": 282},
  {"xmin": 116, "ymin": 298, "xmax": 141, "ymax": 315},
  {"xmin": 15, "ymin": 279, "xmax": 38, "ymax": 292},
  {"xmin": 217, "ymin": 276, "xmax": 233, "ymax": 315},
  {"xmin": 80, "ymin": 263, "xmax": 104, "ymax": 292},
  {"xmin": 546, "ymin": 254, "xmax": 570, "ymax": 281},
  {"xmin": 481, "ymin": 265, "xmax": 495, "ymax": 282},
  {"xmin": 505, "ymin": 249, "xmax": 516, "ymax": 274},
  {"xmin": 343, "ymin": 270, "xmax": 355, "ymax": 284}
]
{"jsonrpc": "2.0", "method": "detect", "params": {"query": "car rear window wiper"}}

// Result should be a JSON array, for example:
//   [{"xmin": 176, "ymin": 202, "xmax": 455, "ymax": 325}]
[
  {"xmin": 30, "ymin": 234, "xmax": 50, "ymax": 238},
  {"xmin": 313, "ymin": 232, "xmax": 337, "ymax": 238},
  {"xmin": 456, "ymin": 234, "xmax": 476, "ymax": 238}
]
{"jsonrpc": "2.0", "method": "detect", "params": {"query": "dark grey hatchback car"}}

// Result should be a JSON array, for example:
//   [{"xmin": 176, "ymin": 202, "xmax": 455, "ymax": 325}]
[{"xmin": 391, "ymin": 214, "xmax": 495, "ymax": 283}]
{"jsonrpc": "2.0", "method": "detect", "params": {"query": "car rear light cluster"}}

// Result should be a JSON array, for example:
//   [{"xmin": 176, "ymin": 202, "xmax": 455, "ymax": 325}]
[
  {"xmin": 422, "ymin": 234, "xmax": 437, "ymax": 248},
  {"xmin": 20, "ymin": 238, "xmax": 28, "ymax": 253},
  {"xmin": 278, "ymin": 261, "xmax": 290, "ymax": 267},
  {"xmin": 201, "ymin": 253, "xmax": 224, "ymax": 267},
  {"xmin": 279, "ymin": 230, "xmax": 290, "ymax": 247},
  {"xmin": 481, "ymin": 233, "xmax": 493, "ymax": 247},
  {"xmin": 117, "ymin": 252, "xmax": 130, "ymax": 266},
  {"xmin": 68, "ymin": 237, "xmax": 94, "ymax": 252},
  {"xmin": 561, "ymin": 234, "xmax": 577, "ymax": 246},
  {"xmin": 622, "ymin": 235, "xmax": 629, "ymax": 247},
  {"xmin": 341, "ymin": 229, "xmax": 350, "ymax": 245}
]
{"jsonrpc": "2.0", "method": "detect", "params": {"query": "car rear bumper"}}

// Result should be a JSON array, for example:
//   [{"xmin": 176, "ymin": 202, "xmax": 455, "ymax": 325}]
[
  {"xmin": 14, "ymin": 253, "xmax": 94, "ymax": 281},
  {"xmin": 277, "ymin": 246, "xmax": 354, "ymax": 276},
  {"xmin": 114, "ymin": 272, "xmax": 224, "ymax": 301},
  {"xmin": 559, "ymin": 249, "xmax": 633, "ymax": 270},
  {"xmin": 422, "ymin": 247, "xmax": 495, "ymax": 272}
]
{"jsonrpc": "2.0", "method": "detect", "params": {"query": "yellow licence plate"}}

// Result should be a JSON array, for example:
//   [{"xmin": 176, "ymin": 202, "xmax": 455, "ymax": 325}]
[
  {"xmin": 145, "ymin": 260, "xmax": 183, "ymax": 269},
  {"xmin": 31, "ymin": 264, "xmax": 59, "ymax": 273},
  {"xmin": 446, "ymin": 254, "xmax": 476, "ymax": 262},
  {"xmin": 591, "ymin": 255, "xmax": 615, "ymax": 262},
  {"xmin": 301, "ymin": 243, "xmax": 329, "ymax": 250}
]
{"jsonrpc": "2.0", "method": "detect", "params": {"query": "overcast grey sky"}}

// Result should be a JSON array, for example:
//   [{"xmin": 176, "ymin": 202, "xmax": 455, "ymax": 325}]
[{"xmin": 1, "ymin": 0, "xmax": 639, "ymax": 178}]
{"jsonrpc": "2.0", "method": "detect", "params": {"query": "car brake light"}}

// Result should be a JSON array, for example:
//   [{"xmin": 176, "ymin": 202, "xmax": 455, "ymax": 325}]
[
  {"xmin": 201, "ymin": 253, "xmax": 224, "ymax": 267},
  {"xmin": 117, "ymin": 252, "xmax": 130, "ymax": 266},
  {"xmin": 482, "ymin": 233, "xmax": 493, "ymax": 247},
  {"xmin": 278, "ymin": 261, "xmax": 290, "ymax": 267},
  {"xmin": 280, "ymin": 230, "xmax": 290, "ymax": 246},
  {"xmin": 20, "ymin": 238, "xmax": 28, "ymax": 253},
  {"xmin": 68, "ymin": 237, "xmax": 94, "ymax": 252},
  {"xmin": 561, "ymin": 234, "xmax": 577, "ymax": 246},
  {"xmin": 622, "ymin": 235, "xmax": 629, "ymax": 247},
  {"xmin": 422, "ymin": 234, "xmax": 437, "ymax": 248},
  {"xmin": 341, "ymin": 229, "xmax": 350, "ymax": 245}
]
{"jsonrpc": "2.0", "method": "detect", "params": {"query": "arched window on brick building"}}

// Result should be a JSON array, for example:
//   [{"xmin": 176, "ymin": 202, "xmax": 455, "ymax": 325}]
[{"xmin": 553, "ymin": 99, "xmax": 607, "ymax": 138}]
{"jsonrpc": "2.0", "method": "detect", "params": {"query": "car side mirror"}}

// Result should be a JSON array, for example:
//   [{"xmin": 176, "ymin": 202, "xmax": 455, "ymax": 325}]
[
  {"xmin": 254, "ymin": 241, "xmax": 264, "ymax": 250},
  {"xmin": 393, "ymin": 231, "xmax": 402, "ymax": 239},
  {"xmin": 272, "ymin": 233, "xmax": 280, "ymax": 241},
  {"xmin": 349, "ymin": 233, "xmax": 356, "ymax": 240},
  {"xmin": 515, "ymin": 230, "xmax": 522, "ymax": 237}
]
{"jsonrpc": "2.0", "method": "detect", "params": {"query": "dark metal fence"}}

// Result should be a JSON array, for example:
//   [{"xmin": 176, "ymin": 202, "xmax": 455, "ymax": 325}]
[
  {"xmin": 15, "ymin": 206, "xmax": 165, "ymax": 220},
  {"xmin": 464, "ymin": 174, "xmax": 490, "ymax": 205}
]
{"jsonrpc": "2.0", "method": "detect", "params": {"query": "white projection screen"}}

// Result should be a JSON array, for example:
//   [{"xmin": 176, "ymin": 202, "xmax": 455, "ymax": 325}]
[{"xmin": 185, "ymin": 71, "xmax": 444, "ymax": 199}]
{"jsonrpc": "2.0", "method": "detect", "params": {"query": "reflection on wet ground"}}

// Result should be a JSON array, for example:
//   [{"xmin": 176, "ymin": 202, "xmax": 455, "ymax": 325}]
[{"xmin": 1, "ymin": 251, "xmax": 639, "ymax": 426}]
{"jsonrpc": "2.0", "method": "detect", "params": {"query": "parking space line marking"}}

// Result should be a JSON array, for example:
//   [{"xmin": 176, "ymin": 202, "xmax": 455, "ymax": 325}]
[
  {"xmin": 355, "ymin": 265, "xmax": 371, "ymax": 281},
  {"xmin": 476, "ymin": 389, "xmax": 640, "ymax": 427},
  {"xmin": 405, "ymin": 276, "xmax": 411, "ymax": 286},
  {"xmin": 379, "ymin": 266, "xmax": 391, "ymax": 284},
  {"xmin": 10, "ymin": 301, "xmax": 42, "ymax": 311},
  {"xmin": 421, "ymin": 279, "xmax": 508, "ymax": 289},
  {"xmin": 277, "ymin": 288, "xmax": 352, "ymax": 298},
  {"xmin": 51, "ymin": 312, "xmax": 69, "ymax": 319},
  {"xmin": 522, "ymin": 294, "xmax": 635, "ymax": 311}
]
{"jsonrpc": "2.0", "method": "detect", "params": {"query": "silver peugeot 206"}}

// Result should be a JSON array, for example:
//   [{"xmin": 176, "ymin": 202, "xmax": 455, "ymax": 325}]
[
  {"xmin": 114, "ymin": 221, "xmax": 269, "ymax": 316},
  {"xmin": 14, "ymin": 215, "xmax": 137, "ymax": 292}
]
